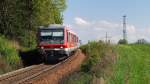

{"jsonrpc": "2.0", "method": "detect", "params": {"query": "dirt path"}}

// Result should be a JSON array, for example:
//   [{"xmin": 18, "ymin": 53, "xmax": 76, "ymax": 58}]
[{"xmin": 31, "ymin": 49, "xmax": 86, "ymax": 84}]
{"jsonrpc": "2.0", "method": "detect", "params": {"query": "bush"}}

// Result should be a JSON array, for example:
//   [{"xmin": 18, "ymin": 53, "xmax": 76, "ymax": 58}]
[
  {"xmin": 0, "ymin": 36, "xmax": 22, "ymax": 74},
  {"xmin": 63, "ymin": 41, "xmax": 114, "ymax": 83},
  {"xmin": 118, "ymin": 39, "xmax": 128, "ymax": 44},
  {"xmin": 80, "ymin": 41, "xmax": 107, "ymax": 73},
  {"xmin": 63, "ymin": 72, "xmax": 92, "ymax": 84}
]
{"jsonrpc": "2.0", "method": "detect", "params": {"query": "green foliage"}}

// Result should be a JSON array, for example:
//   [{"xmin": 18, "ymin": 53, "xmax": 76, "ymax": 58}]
[
  {"xmin": 0, "ymin": 36, "xmax": 22, "ymax": 74},
  {"xmin": 0, "ymin": 0, "xmax": 67, "ymax": 48},
  {"xmin": 118, "ymin": 39, "xmax": 128, "ymax": 44},
  {"xmin": 108, "ymin": 44, "xmax": 150, "ymax": 84},
  {"xmin": 80, "ymin": 41, "xmax": 106, "ymax": 73},
  {"xmin": 63, "ymin": 72, "xmax": 92, "ymax": 84},
  {"xmin": 33, "ymin": 0, "xmax": 66, "ymax": 26},
  {"xmin": 63, "ymin": 41, "xmax": 114, "ymax": 83}
]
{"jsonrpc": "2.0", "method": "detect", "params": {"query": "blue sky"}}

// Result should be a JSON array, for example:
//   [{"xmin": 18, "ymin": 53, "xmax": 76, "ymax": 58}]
[{"xmin": 63, "ymin": 0, "xmax": 150, "ymax": 43}]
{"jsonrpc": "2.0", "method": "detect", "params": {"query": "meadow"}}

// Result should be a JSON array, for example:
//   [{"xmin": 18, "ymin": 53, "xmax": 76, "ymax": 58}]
[
  {"xmin": 63, "ymin": 41, "xmax": 115, "ymax": 84},
  {"xmin": 63, "ymin": 43, "xmax": 150, "ymax": 84},
  {"xmin": 107, "ymin": 44, "xmax": 150, "ymax": 84}
]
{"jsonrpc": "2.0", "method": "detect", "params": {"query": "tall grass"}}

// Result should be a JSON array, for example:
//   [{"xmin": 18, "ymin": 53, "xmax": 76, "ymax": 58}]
[
  {"xmin": 80, "ymin": 41, "xmax": 107, "ymax": 72},
  {"xmin": 0, "ymin": 36, "xmax": 22, "ymax": 74},
  {"xmin": 107, "ymin": 44, "xmax": 150, "ymax": 84},
  {"xmin": 63, "ymin": 41, "xmax": 113, "ymax": 84}
]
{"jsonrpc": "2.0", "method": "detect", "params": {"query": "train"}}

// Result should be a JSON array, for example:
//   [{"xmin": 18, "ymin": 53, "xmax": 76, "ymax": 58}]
[{"xmin": 37, "ymin": 24, "xmax": 79, "ymax": 62}]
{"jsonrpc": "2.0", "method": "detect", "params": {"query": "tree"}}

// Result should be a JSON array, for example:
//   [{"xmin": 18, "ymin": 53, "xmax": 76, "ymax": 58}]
[
  {"xmin": 118, "ymin": 39, "xmax": 128, "ymax": 44},
  {"xmin": 0, "ymin": 0, "xmax": 67, "ymax": 48},
  {"xmin": 136, "ymin": 39, "xmax": 148, "ymax": 44}
]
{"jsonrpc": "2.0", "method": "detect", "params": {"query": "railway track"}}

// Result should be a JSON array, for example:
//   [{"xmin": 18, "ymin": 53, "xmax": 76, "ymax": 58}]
[{"xmin": 0, "ymin": 53, "xmax": 75, "ymax": 84}]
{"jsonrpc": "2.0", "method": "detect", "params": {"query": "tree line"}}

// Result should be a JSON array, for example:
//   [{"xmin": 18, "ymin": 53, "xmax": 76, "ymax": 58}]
[{"xmin": 0, "ymin": 0, "xmax": 66, "ymax": 48}]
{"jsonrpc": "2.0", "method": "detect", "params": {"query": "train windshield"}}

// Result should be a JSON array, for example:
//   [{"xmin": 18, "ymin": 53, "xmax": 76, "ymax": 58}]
[{"xmin": 40, "ymin": 29, "xmax": 64, "ymax": 44}]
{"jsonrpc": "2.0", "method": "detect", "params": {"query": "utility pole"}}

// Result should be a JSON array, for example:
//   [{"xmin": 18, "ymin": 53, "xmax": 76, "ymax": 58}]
[
  {"xmin": 123, "ymin": 15, "xmax": 127, "ymax": 41},
  {"xmin": 105, "ymin": 32, "xmax": 108, "ymax": 43},
  {"xmin": 105, "ymin": 32, "xmax": 111, "ymax": 43}
]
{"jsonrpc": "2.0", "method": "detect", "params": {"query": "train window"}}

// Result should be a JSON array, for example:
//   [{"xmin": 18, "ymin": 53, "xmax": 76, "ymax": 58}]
[
  {"xmin": 68, "ymin": 32, "xmax": 70, "ymax": 43},
  {"xmin": 70, "ymin": 33, "xmax": 72, "ymax": 43},
  {"xmin": 74, "ymin": 35, "xmax": 76, "ymax": 42},
  {"xmin": 67, "ymin": 32, "xmax": 69, "ymax": 42},
  {"xmin": 74, "ymin": 35, "xmax": 75, "ymax": 42},
  {"xmin": 75, "ymin": 36, "xmax": 77, "ymax": 43},
  {"xmin": 41, "ymin": 32, "xmax": 52, "ymax": 36},
  {"xmin": 53, "ymin": 32, "xmax": 63, "ymax": 36},
  {"xmin": 75, "ymin": 36, "xmax": 77, "ymax": 42},
  {"xmin": 73, "ymin": 35, "xmax": 74, "ymax": 43},
  {"xmin": 40, "ymin": 29, "xmax": 64, "ymax": 44},
  {"xmin": 67, "ymin": 32, "xmax": 68, "ymax": 42}
]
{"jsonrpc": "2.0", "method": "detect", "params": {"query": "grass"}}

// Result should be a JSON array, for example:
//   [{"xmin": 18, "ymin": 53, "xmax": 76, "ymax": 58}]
[
  {"xmin": 63, "ymin": 41, "xmax": 114, "ymax": 84},
  {"xmin": 63, "ymin": 72, "xmax": 92, "ymax": 84},
  {"xmin": 0, "ymin": 36, "xmax": 22, "ymax": 74},
  {"xmin": 80, "ymin": 41, "xmax": 107, "ymax": 72},
  {"xmin": 107, "ymin": 44, "xmax": 150, "ymax": 84},
  {"xmin": 63, "ymin": 43, "xmax": 150, "ymax": 84}
]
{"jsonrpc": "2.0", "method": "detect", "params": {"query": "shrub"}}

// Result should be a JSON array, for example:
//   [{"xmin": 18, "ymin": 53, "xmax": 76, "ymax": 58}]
[
  {"xmin": 118, "ymin": 39, "xmax": 128, "ymax": 44},
  {"xmin": 0, "ymin": 36, "xmax": 22, "ymax": 74},
  {"xmin": 80, "ymin": 41, "xmax": 107, "ymax": 73}
]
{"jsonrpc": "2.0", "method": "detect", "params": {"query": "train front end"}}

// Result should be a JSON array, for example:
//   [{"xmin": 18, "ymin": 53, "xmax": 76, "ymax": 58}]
[{"xmin": 37, "ymin": 25, "xmax": 69, "ymax": 62}]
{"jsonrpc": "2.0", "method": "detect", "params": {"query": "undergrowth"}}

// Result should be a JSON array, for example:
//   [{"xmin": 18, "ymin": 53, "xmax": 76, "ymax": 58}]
[
  {"xmin": 63, "ymin": 43, "xmax": 150, "ymax": 84},
  {"xmin": 0, "ymin": 36, "xmax": 22, "ymax": 74},
  {"xmin": 63, "ymin": 41, "xmax": 115, "ymax": 84}
]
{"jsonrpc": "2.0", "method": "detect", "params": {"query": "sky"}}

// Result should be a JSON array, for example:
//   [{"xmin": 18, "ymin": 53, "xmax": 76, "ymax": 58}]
[{"xmin": 63, "ymin": 0, "xmax": 150, "ymax": 43}]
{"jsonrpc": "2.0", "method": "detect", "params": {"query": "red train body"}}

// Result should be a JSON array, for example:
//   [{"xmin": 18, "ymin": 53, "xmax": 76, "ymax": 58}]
[{"xmin": 37, "ymin": 24, "xmax": 78, "ymax": 61}]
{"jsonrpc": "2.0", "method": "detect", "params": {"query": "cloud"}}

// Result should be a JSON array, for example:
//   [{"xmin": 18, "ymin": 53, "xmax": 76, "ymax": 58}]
[
  {"xmin": 94, "ymin": 20, "xmax": 120, "ymax": 29},
  {"xmin": 65, "ymin": 17, "xmax": 150, "ymax": 44},
  {"xmin": 127, "ymin": 25, "xmax": 136, "ymax": 34},
  {"xmin": 74, "ymin": 17, "xmax": 90, "ymax": 27}
]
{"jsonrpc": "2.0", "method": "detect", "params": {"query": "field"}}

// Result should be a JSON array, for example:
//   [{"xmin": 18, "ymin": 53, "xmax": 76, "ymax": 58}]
[
  {"xmin": 63, "ymin": 43, "xmax": 150, "ymax": 84},
  {"xmin": 107, "ymin": 44, "xmax": 150, "ymax": 84}
]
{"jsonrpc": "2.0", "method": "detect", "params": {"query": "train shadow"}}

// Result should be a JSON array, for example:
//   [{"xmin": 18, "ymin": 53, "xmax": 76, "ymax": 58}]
[
  {"xmin": 19, "ymin": 49, "xmax": 44, "ymax": 67},
  {"xmin": 44, "ymin": 56, "xmax": 68, "ymax": 65},
  {"xmin": 19, "ymin": 49, "xmax": 66, "ymax": 66}
]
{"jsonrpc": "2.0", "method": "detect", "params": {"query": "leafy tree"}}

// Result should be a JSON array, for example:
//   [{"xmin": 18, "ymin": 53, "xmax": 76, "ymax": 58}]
[
  {"xmin": 0, "ymin": 0, "xmax": 17, "ymax": 38},
  {"xmin": 0, "ymin": 0, "xmax": 67, "ymax": 48},
  {"xmin": 136, "ymin": 39, "xmax": 148, "ymax": 44},
  {"xmin": 118, "ymin": 39, "xmax": 128, "ymax": 44}
]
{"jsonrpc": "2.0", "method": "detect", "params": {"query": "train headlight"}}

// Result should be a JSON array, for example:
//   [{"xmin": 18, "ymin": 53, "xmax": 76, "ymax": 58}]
[
  {"xmin": 41, "ymin": 46, "xmax": 44, "ymax": 49},
  {"xmin": 60, "ymin": 46, "xmax": 63, "ymax": 48}
]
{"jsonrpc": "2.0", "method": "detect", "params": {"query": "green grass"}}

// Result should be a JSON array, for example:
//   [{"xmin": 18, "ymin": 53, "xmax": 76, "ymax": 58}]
[
  {"xmin": 107, "ymin": 44, "xmax": 150, "ymax": 84},
  {"xmin": 0, "ymin": 36, "xmax": 22, "ymax": 74},
  {"xmin": 80, "ymin": 41, "xmax": 107, "ymax": 72},
  {"xmin": 63, "ymin": 41, "xmax": 113, "ymax": 83},
  {"xmin": 63, "ymin": 43, "xmax": 150, "ymax": 84}
]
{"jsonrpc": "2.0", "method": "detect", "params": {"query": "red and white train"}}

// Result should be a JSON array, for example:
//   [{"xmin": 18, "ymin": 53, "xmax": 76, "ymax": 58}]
[{"xmin": 37, "ymin": 24, "xmax": 79, "ymax": 61}]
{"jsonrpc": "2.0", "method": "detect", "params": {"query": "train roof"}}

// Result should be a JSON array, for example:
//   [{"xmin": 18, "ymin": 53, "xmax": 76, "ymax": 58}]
[
  {"xmin": 39, "ymin": 24, "xmax": 65, "ymax": 29},
  {"xmin": 39, "ymin": 24, "xmax": 78, "ymax": 36}
]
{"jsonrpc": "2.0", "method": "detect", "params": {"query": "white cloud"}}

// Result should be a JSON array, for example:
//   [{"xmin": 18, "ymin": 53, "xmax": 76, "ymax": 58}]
[
  {"xmin": 65, "ymin": 17, "xmax": 150, "ymax": 44},
  {"xmin": 94, "ymin": 20, "xmax": 120, "ymax": 29},
  {"xmin": 127, "ymin": 25, "xmax": 136, "ymax": 34},
  {"xmin": 74, "ymin": 17, "xmax": 90, "ymax": 27},
  {"xmin": 146, "ymin": 28, "xmax": 150, "ymax": 33}
]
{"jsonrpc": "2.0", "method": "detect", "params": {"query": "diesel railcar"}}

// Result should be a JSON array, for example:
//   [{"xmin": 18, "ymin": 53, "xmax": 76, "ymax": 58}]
[{"xmin": 37, "ymin": 24, "xmax": 79, "ymax": 62}]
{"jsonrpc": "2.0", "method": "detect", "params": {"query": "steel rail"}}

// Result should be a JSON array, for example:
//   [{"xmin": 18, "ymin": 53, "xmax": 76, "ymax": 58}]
[{"xmin": 0, "ymin": 50, "xmax": 79, "ymax": 84}]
